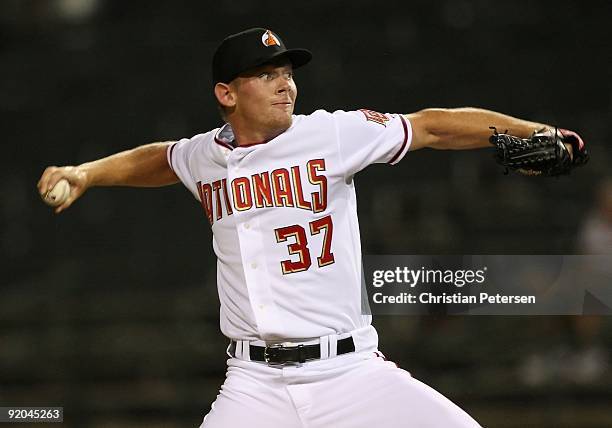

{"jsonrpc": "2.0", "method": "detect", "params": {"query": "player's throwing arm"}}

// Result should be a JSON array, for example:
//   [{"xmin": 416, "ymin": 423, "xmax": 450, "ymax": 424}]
[{"xmin": 37, "ymin": 142, "xmax": 179, "ymax": 213}]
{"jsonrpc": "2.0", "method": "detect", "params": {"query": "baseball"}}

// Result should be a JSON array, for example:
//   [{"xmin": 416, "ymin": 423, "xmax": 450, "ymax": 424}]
[{"xmin": 44, "ymin": 179, "xmax": 71, "ymax": 207}]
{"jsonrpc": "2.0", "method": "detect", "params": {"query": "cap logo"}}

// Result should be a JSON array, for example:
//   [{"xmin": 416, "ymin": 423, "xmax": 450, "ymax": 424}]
[{"xmin": 261, "ymin": 30, "xmax": 280, "ymax": 47}]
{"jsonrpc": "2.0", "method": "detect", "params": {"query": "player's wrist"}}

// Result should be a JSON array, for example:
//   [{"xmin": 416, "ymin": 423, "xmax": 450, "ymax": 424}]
[{"xmin": 75, "ymin": 163, "xmax": 96, "ymax": 188}]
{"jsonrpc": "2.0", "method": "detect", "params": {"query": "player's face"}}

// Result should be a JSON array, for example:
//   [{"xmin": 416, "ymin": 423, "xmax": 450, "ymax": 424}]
[{"xmin": 230, "ymin": 60, "xmax": 297, "ymax": 134}]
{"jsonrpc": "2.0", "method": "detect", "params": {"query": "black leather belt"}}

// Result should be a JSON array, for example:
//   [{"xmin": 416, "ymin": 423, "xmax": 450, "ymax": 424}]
[{"xmin": 229, "ymin": 337, "xmax": 355, "ymax": 365}]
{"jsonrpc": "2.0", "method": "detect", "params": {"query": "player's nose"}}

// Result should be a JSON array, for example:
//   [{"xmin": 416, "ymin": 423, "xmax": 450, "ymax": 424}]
[
  {"xmin": 276, "ymin": 79, "xmax": 294, "ymax": 98},
  {"xmin": 276, "ymin": 80, "xmax": 289, "ymax": 94}
]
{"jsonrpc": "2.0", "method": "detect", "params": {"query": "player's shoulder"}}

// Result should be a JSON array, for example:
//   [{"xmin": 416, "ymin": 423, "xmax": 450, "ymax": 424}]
[
  {"xmin": 291, "ymin": 109, "xmax": 397, "ymax": 137},
  {"xmin": 298, "ymin": 108, "xmax": 395, "ymax": 123},
  {"xmin": 292, "ymin": 108, "xmax": 365, "ymax": 129},
  {"xmin": 293, "ymin": 109, "xmax": 361, "ymax": 118},
  {"xmin": 182, "ymin": 129, "xmax": 216, "ymax": 145},
  {"xmin": 286, "ymin": 110, "xmax": 335, "ymax": 134},
  {"xmin": 292, "ymin": 109, "xmax": 334, "ymax": 122},
  {"xmin": 170, "ymin": 127, "xmax": 225, "ymax": 165},
  {"xmin": 174, "ymin": 128, "xmax": 220, "ymax": 151},
  {"xmin": 336, "ymin": 109, "xmax": 397, "ymax": 123}
]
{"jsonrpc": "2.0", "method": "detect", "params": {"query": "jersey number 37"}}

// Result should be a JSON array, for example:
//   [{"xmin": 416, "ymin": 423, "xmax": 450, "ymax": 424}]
[{"xmin": 274, "ymin": 215, "xmax": 335, "ymax": 274}]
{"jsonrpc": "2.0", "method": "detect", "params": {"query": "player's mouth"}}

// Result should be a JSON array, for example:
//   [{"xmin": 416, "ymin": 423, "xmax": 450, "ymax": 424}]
[{"xmin": 272, "ymin": 102, "xmax": 293, "ymax": 111}]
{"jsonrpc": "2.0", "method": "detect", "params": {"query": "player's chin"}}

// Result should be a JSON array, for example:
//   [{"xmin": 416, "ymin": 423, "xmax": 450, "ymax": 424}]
[{"xmin": 268, "ymin": 110, "xmax": 293, "ymax": 129}]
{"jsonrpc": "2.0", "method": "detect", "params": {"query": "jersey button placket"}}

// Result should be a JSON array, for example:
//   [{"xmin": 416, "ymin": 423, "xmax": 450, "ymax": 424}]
[
  {"xmin": 227, "ymin": 155, "xmax": 279, "ymax": 336},
  {"xmin": 233, "ymin": 215, "xmax": 263, "ymax": 324},
  {"xmin": 240, "ymin": 218, "xmax": 278, "ymax": 334}
]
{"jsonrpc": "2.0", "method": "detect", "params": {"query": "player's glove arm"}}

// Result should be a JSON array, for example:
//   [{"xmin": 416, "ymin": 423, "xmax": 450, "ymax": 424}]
[
  {"xmin": 406, "ymin": 108, "xmax": 587, "ymax": 176},
  {"xmin": 37, "ymin": 142, "xmax": 179, "ymax": 213},
  {"xmin": 406, "ymin": 108, "xmax": 550, "ymax": 151}
]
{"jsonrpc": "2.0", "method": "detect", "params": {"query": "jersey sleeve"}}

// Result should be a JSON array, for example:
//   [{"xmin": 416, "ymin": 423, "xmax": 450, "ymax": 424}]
[
  {"xmin": 166, "ymin": 136, "xmax": 201, "ymax": 201},
  {"xmin": 333, "ymin": 109, "xmax": 412, "ymax": 177}
]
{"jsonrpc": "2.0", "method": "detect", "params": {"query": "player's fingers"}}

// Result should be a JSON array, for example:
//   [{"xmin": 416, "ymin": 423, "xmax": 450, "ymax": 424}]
[
  {"xmin": 39, "ymin": 166, "xmax": 83, "ymax": 200},
  {"xmin": 42, "ymin": 171, "xmax": 68, "ymax": 198},
  {"xmin": 37, "ymin": 166, "xmax": 58, "ymax": 196},
  {"xmin": 54, "ymin": 186, "xmax": 83, "ymax": 214},
  {"xmin": 54, "ymin": 195, "xmax": 74, "ymax": 214}
]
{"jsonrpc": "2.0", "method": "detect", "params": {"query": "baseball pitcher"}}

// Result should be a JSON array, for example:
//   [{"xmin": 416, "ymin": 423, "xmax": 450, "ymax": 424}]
[{"xmin": 37, "ymin": 28, "xmax": 588, "ymax": 427}]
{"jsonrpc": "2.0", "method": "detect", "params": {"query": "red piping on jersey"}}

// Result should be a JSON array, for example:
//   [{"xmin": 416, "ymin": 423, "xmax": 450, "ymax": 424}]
[
  {"xmin": 238, "ymin": 139, "xmax": 271, "ymax": 148},
  {"xmin": 168, "ymin": 142, "xmax": 177, "ymax": 172},
  {"xmin": 214, "ymin": 137, "xmax": 271, "ymax": 149},
  {"xmin": 389, "ymin": 115, "xmax": 409, "ymax": 164},
  {"xmin": 214, "ymin": 137, "xmax": 234, "ymax": 151}
]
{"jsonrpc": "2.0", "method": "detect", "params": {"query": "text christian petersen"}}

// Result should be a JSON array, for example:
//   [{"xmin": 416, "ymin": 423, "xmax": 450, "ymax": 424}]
[{"xmin": 370, "ymin": 267, "xmax": 537, "ymax": 305}]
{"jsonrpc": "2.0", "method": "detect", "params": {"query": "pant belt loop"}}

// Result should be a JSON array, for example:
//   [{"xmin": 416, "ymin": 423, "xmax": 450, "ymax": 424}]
[
  {"xmin": 329, "ymin": 334, "xmax": 338, "ymax": 358},
  {"xmin": 235, "ymin": 340, "xmax": 244, "ymax": 359},
  {"xmin": 319, "ymin": 335, "xmax": 330, "ymax": 360},
  {"xmin": 242, "ymin": 340, "xmax": 250, "ymax": 361}
]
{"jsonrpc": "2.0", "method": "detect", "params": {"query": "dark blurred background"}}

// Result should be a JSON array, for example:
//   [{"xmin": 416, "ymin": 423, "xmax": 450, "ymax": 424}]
[{"xmin": 2, "ymin": 0, "xmax": 611, "ymax": 427}]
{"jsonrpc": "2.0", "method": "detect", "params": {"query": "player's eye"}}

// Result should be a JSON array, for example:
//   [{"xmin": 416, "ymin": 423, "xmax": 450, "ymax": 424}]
[{"xmin": 259, "ymin": 72, "xmax": 272, "ymax": 80}]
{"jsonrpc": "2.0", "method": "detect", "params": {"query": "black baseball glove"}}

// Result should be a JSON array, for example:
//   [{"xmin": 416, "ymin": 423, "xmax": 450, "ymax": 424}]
[{"xmin": 489, "ymin": 127, "xmax": 589, "ymax": 176}]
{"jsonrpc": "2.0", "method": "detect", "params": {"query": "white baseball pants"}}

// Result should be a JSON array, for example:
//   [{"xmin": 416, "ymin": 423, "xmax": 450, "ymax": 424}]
[{"xmin": 199, "ymin": 351, "xmax": 482, "ymax": 428}]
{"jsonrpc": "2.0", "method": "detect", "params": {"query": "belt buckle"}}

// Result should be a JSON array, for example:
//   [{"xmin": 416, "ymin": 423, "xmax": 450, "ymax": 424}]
[{"xmin": 263, "ymin": 342, "xmax": 303, "ymax": 366}]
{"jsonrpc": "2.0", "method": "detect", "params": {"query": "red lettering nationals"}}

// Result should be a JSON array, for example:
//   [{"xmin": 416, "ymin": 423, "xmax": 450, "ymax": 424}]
[{"xmin": 197, "ymin": 159, "xmax": 328, "ymax": 225}]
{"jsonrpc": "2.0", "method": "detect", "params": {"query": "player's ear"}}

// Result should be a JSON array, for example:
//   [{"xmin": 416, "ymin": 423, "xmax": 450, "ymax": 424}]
[{"xmin": 214, "ymin": 83, "xmax": 236, "ymax": 108}]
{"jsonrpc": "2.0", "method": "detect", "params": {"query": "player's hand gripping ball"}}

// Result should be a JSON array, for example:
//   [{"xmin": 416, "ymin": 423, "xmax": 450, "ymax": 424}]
[{"xmin": 43, "ymin": 179, "xmax": 71, "ymax": 207}]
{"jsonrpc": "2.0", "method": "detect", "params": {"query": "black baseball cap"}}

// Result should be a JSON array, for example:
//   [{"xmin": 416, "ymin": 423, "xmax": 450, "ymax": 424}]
[{"xmin": 212, "ymin": 28, "xmax": 312, "ymax": 85}]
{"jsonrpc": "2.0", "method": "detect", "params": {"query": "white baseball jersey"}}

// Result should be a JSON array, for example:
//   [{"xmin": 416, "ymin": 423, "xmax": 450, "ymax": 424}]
[{"xmin": 167, "ymin": 109, "xmax": 412, "ymax": 343}]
